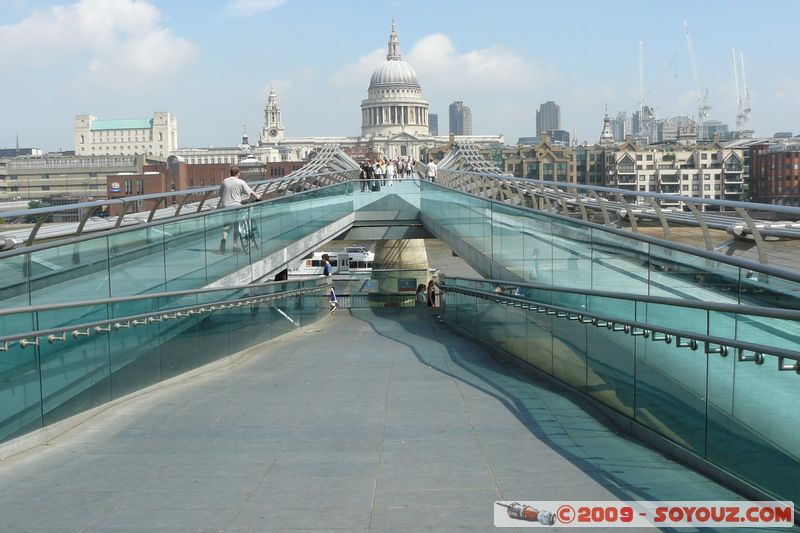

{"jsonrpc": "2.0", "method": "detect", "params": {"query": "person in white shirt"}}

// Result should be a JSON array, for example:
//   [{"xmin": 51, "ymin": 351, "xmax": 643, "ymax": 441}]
[
  {"xmin": 218, "ymin": 166, "xmax": 261, "ymax": 253},
  {"xmin": 386, "ymin": 160, "xmax": 396, "ymax": 186},
  {"xmin": 426, "ymin": 159, "xmax": 438, "ymax": 182}
]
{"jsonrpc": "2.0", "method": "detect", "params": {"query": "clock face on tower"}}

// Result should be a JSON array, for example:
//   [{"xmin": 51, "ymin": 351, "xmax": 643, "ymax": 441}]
[{"xmin": 269, "ymin": 128, "xmax": 279, "ymax": 137}]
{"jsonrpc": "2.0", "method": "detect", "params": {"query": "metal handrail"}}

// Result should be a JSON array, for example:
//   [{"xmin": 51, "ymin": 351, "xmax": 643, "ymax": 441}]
[
  {"xmin": 435, "ymin": 142, "xmax": 800, "ymax": 266},
  {"xmin": 0, "ymin": 147, "xmax": 361, "ymax": 247},
  {"xmin": 439, "ymin": 283, "xmax": 800, "ymax": 369},
  {"xmin": 420, "ymin": 180, "xmax": 800, "ymax": 284},
  {"xmin": 441, "ymin": 167, "xmax": 800, "ymax": 216},
  {"xmin": 0, "ymin": 277, "xmax": 329, "ymax": 317},
  {"xmin": 0, "ymin": 176, "xmax": 355, "ymax": 260},
  {"xmin": 0, "ymin": 285, "xmax": 326, "ymax": 350},
  {"xmin": 439, "ymin": 275, "xmax": 800, "ymax": 320},
  {"xmin": 0, "ymin": 169, "xmax": 350, "ymax": 221}
]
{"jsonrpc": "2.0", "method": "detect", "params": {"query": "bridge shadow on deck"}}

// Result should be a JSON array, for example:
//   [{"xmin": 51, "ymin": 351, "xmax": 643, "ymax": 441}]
[{"xmin": 348, "ymin": 307, "xmax": 749, "ymax": 506}]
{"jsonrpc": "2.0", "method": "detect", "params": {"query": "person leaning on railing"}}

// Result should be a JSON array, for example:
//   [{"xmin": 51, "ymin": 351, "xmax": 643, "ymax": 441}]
[{"xmin": 218, "ymin": 166, "xmax": 261, "ymax": 253}]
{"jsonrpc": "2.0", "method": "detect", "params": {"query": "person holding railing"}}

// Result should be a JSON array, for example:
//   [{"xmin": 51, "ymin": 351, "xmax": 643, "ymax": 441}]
[{"xmin": 218, "ymin": 166, "xmax": 261, "ymax": 253}]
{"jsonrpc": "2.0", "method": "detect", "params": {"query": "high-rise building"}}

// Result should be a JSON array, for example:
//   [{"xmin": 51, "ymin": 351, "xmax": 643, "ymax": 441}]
[
  {"xmin": 463, "ymin": 106, "xmax": 472, "ymax": 136},
  {"xmin": 535, "ymin": 101, "xmax": 560, "ymax": 137},
  {"xmin": 429, "ymin": 113, "xmax": 438, "ymax": 136},
  {"xmin": 609, "ymin": 112, "xmax": 627, "ymax": 141},
  {"xmin": 449, "ymin": 101, "xmax": 472, "ymax": 135}
]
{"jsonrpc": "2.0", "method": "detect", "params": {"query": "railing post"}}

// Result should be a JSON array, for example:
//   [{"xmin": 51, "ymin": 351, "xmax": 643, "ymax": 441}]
[
  {"xmin": 685, "ymin": 201, "xmax": 714, "ymax": 252},
  {"xmin": 589, "ymin": 190, "xmax": 611, "ymax": 225},
  {"xmin": 646, "ymin": 197, "xmax": 671, "ymax": 241},
  {"xmin": 734, "ymin": 207, "xmax": 769, "ymax": 265},
  {"xmin": 115, "ymin": 201, "xmax": 132, "ymax": 228},
  {"xmin": 25, "ymin": 212, "xmax": 51, "ymax": 247},
  {"xmin": 615, "ymin": 193, "xmax": 639, "ymax": 233},
  {"xmin": 196, "ymin": 190, "xmax": 214, "ymax": 212},
  {"xmin": 147, "ymin": 197, "xmax": 166, "ymax": 223}
]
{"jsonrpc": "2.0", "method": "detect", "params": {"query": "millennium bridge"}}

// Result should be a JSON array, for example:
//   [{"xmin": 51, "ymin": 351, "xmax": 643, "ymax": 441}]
[{"xmin": 0, "ymin": 145, "xmax": 797, "ymax": 530}]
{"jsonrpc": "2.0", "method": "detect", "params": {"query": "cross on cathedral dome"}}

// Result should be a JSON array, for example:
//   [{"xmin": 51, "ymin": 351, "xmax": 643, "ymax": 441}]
[{"xmin": 368, "ymin": 20, "xmax": 420, "ymax": 90}]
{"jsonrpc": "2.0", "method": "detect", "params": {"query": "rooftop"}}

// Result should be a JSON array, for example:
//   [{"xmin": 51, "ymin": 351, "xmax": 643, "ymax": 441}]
[{"xmin": 90, "ymin": 118, "xmax": 154, "ymax": 131}]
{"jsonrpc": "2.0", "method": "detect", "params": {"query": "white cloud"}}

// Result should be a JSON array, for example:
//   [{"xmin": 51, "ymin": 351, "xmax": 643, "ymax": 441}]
[
  {"xmin": 331, "ymin": 33, "xmax": 550, "ymax": 93},
  {"xmin": 406, "ymin": 34, "xmax": 549, "ymax": 91},
  {"xmin": 327, "ymin": 32, "xmax": 553, "ymax": 140},
  {"xmin": 0, "ymin": 0, "xmax": 197, "ymax": 83},
  {"xmin": 226, "ymin": 0, "xmax": 285, "ymax": 16},
  {"xmin": 330, "ymin": 48, "xmax": 385, "ymax": 89}
]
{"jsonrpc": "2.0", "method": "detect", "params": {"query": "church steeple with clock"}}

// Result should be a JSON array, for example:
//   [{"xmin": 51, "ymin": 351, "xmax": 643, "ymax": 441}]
[{"xmin": 259, "ymin": 82, "xmax": 285, "ymax": 145}]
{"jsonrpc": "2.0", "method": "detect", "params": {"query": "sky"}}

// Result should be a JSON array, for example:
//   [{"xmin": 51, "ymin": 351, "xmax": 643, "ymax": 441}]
[{"xmin": 2, "ymin": 0, "xmax": 799, "ymax": 152}]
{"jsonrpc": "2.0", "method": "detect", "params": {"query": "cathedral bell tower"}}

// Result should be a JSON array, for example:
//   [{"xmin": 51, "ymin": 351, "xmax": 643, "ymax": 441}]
[{"xmin": 259, "ymin": 82, "xmax": 285, "ymax": 145}]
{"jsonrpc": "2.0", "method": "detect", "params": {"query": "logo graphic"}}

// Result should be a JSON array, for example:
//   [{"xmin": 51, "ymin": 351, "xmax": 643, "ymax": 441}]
[
  {"xmin": 494, "ymin": 500, "xmax": 793, "ymax": 528},
  {"xmin": 496, "ymin": 502, "xmax": 556, "ymax": 525},
  {"xmin": 109, "ymin": 181, "xmax": 120, "ymax": 192}
]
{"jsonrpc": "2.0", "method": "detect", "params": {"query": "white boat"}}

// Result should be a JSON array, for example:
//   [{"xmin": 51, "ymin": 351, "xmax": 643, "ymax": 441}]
[{"xmin": 289, "ymin": 245, "xmax": 375, "ymax": 276}]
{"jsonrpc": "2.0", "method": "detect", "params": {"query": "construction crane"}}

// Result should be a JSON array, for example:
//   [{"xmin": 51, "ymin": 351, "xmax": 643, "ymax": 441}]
[
  {"xmin": 739, "ymin": 51, "xmax": 751, "ymax": 129},
  {"xmin": 732, "ymin": 48, "xmax": 742, "ymax": 129},
  {"xmin": 683, "ymin": 20, "xmax": 711, "ymax": 128},
  {"xmin": 732, "ymin": 48, "xmax": 752, "ymax": 130}
]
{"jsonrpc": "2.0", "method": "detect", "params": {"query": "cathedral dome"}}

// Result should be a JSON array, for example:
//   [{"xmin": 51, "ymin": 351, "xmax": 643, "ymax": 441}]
[
  {"xmin": 369, "ymin": 60, "xmax": 420, "ymax": 89},
  {"xmin": 360, "ymin": 21, "xmax": 430, "ymax": 139}
]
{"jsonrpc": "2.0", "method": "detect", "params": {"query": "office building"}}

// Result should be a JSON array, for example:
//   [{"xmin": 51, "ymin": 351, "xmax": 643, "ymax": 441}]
[
  {"xmin": 0, "ymin": 154, "xmax": 145, "ymax": 202},
  {"xmin": 545, "ymin": 130, "xmax": 570, "ymax": 146},
  {"xmin": 0, "ymin": 148, "xmax": 43, "ymax": 158},
  {"xmin": 429, "ymin": 114, "xmax": 438, "ymax": 136},
  {"xmin": 449, "ymin": 101, "xmax": 473, "ymax": 136},
  {"xmin": 609, "ymin": 112, "xmax": 627, "ymax": 141},
  {"xmin": 74, "ymin": 112, "xmax": 178, "ymax": 158},
  {"xmin": 749, "ymin": 142, "xmax": 800, "ymax": 205},
  {"xmin": 535, "ymin": 101, "xmax": 560, "ymax": 137}
]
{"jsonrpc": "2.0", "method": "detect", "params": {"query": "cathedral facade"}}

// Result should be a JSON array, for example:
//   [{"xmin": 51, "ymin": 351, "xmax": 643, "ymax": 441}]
[
  {"xmin": 174, "ymin": 23, "xmax": 502, "ymax": 166},
  {"xmin": 255, "ymin": 22, "xmax": 501, "ymax": 163}
]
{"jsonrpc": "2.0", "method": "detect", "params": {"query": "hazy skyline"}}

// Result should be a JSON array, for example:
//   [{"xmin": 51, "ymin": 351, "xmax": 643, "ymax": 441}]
[{"xmin": 2, "ymin": 0, "xmax": 799, "ymax": 152}]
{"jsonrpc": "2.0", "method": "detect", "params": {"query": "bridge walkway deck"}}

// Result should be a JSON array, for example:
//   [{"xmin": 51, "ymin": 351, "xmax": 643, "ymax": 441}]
[{"xmin": 0, "ymin": 308, "xmax": 746, "ymax": 532}]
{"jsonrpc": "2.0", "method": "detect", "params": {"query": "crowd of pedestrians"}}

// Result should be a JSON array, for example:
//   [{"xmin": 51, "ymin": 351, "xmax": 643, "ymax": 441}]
[{"xmin": 359, "ymin": 158, "xmax": 417, "ymax": 191}]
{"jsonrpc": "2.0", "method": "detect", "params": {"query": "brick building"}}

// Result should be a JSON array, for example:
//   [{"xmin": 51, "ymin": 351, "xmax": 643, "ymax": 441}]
[
  {"xmin": 749, "ymin": 143, "xmax": 800, "ymax": 205},
  {"xmin": 105, "ymin": 158, "xmax": 309, "ymax": 215}
]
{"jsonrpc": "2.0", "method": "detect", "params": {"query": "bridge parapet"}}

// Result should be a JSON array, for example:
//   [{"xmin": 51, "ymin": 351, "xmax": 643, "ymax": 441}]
[{"xmin": 437, "ymin": 142, "xmax": 800, "ymax": 267}]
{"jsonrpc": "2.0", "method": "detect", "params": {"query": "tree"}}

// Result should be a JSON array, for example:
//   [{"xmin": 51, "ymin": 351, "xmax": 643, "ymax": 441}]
[{"xmin": 24, "ymin": 200, "xmax": 44, "ymax": 224}]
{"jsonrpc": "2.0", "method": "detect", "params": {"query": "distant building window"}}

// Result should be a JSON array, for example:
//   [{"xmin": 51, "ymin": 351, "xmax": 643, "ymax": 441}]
[
  {"xmin": 42, "ymin": 186, "xmax": 50, "ymax": 191},
  {"xmin": 80, "ymin": 135, "xmax": 85, "ymax": 144}
]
